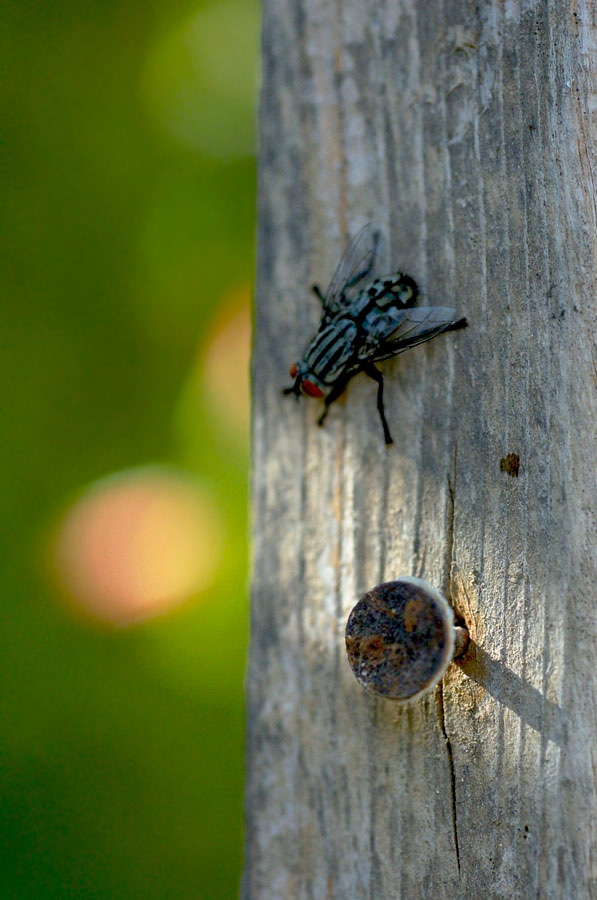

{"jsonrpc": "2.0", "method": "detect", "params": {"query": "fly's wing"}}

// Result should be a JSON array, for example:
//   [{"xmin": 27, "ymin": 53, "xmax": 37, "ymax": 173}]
[
  {"xmin": 357, "ymin": 306, "xmax": 458, "ymax": 362},
  {"xmin": 322, "ymin": 224, "xmax": 381, "ymax": 316}
]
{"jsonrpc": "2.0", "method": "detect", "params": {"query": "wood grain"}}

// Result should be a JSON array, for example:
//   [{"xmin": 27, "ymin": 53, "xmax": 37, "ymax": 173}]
[{"xmin": 245, "ymin": 1, "xmax": 597, "ymax": 897}]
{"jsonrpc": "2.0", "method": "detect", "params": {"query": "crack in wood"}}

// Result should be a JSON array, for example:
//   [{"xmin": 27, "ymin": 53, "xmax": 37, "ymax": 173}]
[
  {"xmin": 437, "ymin": 449, "xmax": 460, "ymax": 875},
  {"xmin": 444, "ymin": 444, "xmax": 457, "ymax": 601},
  {"xmin": 436, "ymin": 684, "xmax": 461, "ymax": 876}
]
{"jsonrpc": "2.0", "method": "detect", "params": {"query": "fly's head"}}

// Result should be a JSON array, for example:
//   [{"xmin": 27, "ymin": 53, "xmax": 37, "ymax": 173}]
[{"xmin": 283, "ymin": 361, "xmax": 326, "ymax": 401}]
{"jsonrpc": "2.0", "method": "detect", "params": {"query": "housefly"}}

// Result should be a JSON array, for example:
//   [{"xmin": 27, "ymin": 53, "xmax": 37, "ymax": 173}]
[{"xmin": 283, "ymin": 224, "xmax": 467, "ymax": 444}]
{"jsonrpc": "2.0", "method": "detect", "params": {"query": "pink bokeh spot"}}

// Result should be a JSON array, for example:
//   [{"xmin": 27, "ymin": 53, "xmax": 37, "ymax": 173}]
[{"xmin": 53, "ymin": 469, "xmax": 222, "ymax": 624}]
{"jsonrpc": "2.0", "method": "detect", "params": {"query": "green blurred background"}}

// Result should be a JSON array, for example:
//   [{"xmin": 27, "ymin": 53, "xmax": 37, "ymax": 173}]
[{"xmin": 2, "ymin": 1, "xmax": 258, "ymax": 897}]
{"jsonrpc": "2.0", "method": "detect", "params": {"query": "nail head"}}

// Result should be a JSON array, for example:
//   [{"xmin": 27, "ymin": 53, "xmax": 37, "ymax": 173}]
[{"xmin": 345, "ymin": 576, "xmax": 458, "ymax": 701}]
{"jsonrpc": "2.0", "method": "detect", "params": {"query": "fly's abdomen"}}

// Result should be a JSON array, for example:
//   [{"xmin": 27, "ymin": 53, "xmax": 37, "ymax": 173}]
[{"xmin": 304, "ymin": 317, "xmax": 357, "ymax": 386}]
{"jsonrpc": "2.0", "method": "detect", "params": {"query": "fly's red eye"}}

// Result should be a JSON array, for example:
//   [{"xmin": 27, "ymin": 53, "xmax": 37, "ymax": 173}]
[
  {"xmin": 289, "ymin": 363, "xmax": 298, "ymax": 378},
  {"xmin": 301, "ymin": 379, "xmax": 324, "ymax": 398}
]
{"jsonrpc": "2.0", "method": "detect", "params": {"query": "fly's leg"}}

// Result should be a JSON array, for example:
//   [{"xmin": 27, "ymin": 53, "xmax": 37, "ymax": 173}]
[
  {"xmin": 317, "ymin": 377, "xmax": 350, "ymax": 428},
  {"xmin": 363, "ymin": 363, "xmax": 393, "ymax": 445},
  {"xmin": 311, "ymin": 284, "xmax": 325, "ymax": 304}
]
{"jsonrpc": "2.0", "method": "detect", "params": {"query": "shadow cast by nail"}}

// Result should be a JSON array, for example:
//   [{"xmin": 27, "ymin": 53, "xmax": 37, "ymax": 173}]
[{"xmin": 457, "ymin": 641, "xmax": 567, "ymax": 747}]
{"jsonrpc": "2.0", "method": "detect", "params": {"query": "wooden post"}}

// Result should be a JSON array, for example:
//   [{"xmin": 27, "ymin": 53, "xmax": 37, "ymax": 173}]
[{"xmin": 245, "ymin": 1, "xmax": 597, "ymax": 897}]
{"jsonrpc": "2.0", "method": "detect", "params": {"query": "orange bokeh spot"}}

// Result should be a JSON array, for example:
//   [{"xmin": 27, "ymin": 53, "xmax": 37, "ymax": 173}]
[
  {"xmin": 200, "ymin": 285, "xmax": 251, "ymax": 434},
  {"xmin": 52, "ymin": 468, "xmax": 222, "ymax": 625}
]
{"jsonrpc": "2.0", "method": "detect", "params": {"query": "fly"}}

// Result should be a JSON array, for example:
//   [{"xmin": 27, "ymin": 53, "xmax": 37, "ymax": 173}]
[{"xmin": 283, "ymin": 224, "xmax": 467, "ymax": 444}]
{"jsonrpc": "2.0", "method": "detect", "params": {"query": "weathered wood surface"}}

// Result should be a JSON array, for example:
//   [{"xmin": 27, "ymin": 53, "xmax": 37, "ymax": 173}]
[{"xmin": 245, "ymin": 1, "xmax": 597, "ymax": 897}]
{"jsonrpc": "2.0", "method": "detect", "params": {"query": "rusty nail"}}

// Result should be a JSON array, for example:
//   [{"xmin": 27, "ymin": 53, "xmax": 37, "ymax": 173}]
[{"xmin": 345, "ymin": 576, "xmax": 469, "ymax": 702}]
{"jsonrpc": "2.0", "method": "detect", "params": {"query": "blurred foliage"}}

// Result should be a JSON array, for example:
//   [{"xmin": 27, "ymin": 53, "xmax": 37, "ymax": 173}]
[{"xmin": 1, "ymin": 0, "xmax": 258, "ymax": 897}]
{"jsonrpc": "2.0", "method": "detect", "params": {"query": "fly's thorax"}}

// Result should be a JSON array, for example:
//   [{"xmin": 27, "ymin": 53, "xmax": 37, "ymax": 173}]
[{"xmin": 302, "ymin": 316, "xmax": 358, "ymax": 386}]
